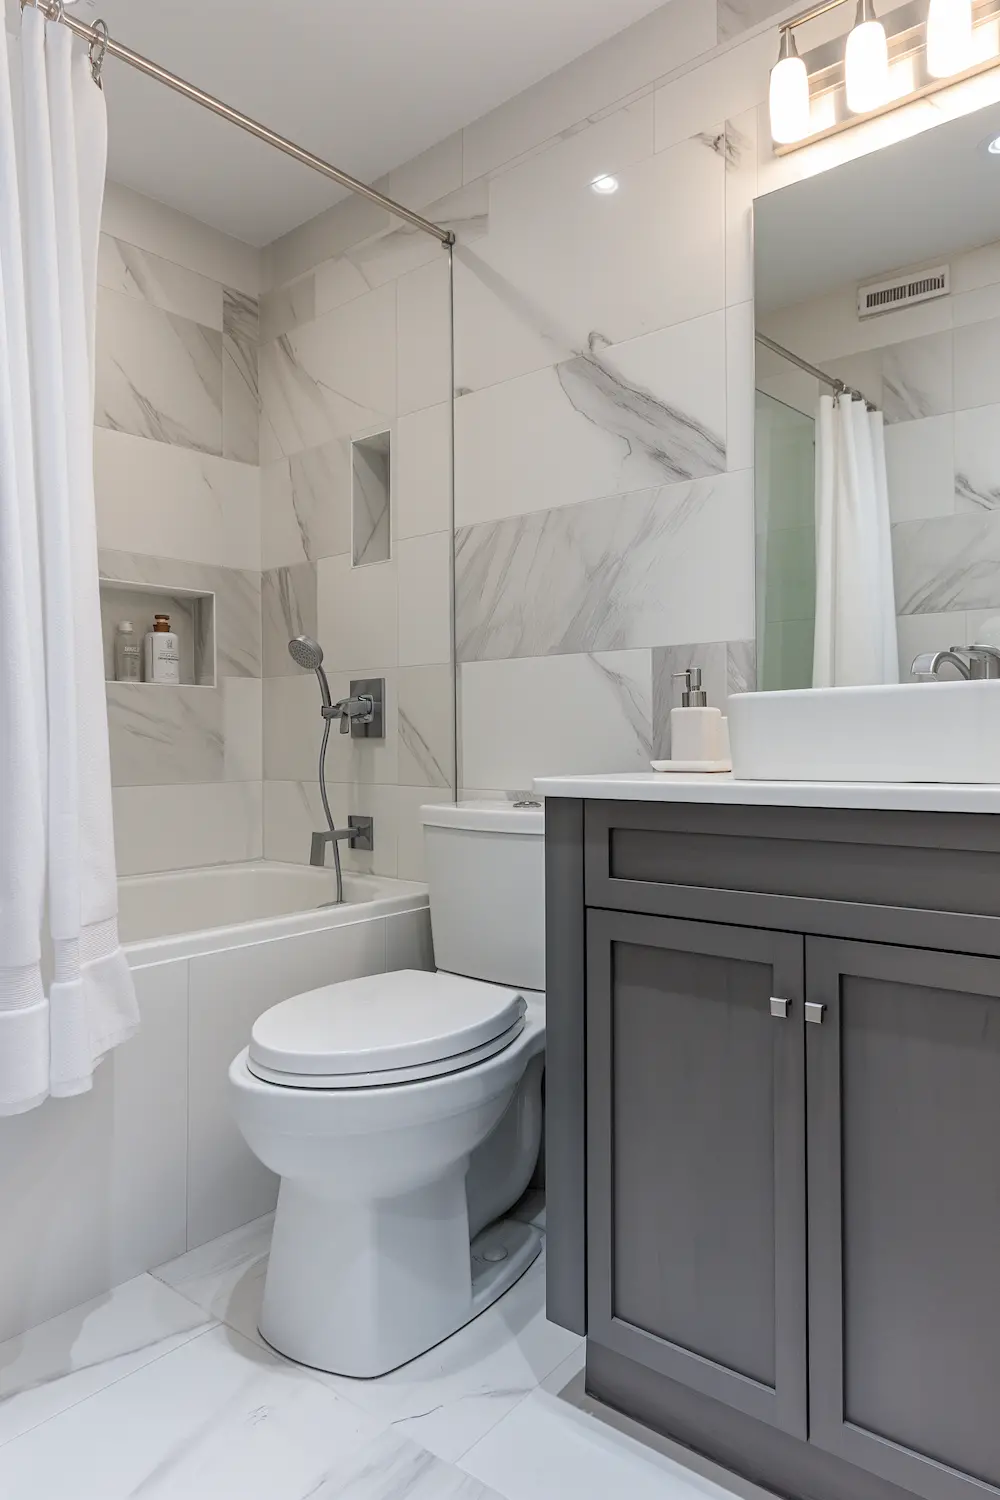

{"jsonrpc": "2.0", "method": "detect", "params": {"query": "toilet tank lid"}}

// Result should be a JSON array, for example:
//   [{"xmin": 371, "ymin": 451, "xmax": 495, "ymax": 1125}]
[
  {"xmin": 248, "ymin": 969, "xmax": 527, "ymax": 1078},
  {"xmin": 420, "ymin": 799, "xmax": 544, "ymax": 834}
]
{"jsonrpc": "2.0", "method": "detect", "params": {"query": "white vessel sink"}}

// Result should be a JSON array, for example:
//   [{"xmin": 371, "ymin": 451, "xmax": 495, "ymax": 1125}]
[{"xmin": 727, "ymin": 680, "xmax": 1000, "ymax": 783}]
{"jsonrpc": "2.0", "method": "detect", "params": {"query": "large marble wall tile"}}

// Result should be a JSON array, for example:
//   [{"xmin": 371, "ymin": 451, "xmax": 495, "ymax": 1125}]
[
  {"xmin": 399, "ymin": 665, "xmax": 455, "ymax": 788},
  {"xmin": 893, "ymin": 512, "xmax": 1000, "ymax": 614},
  {"xmin": 96, "ymin": 287, "xmax": 223, "ymax": 455},
  {"xmin": 460, "ymin": 651, "xmax": 653, "ymax": 789},
  {"xmin": 885, "ymin": 414, "xmax": 956, "ymax": 521},
  {"xmin": 397, "ymin": 256, "xmax": 453, "ymax": 416},
  {"xmin": 264, "ymin": 780, "xmax": 400, "ymax": 877},
  {"xmin": 112, "ymin": 782, "xmax": 263, "ymax": 875},
  {"xmin": 261, "ymin": 439, "xmax": 352, "ymax": 569},
  {"xmin": 107, "ymin": 683, "xmax": 224, "ymax": 786},
  {"xmin": 725, "ymin": 113, "xmax": 757, "ymax": 307},
  {"xmin": 455, "ymin": 310, "xmax": 727, "ymax": 528},
  {"xmin": 398, "ymin": 532, "xmax": 452, "ymax": 667},
  {"xmin": 954, "ymin": 316, "xmax": 1000, "ymax": 412},
  {"xmin": 318, "ymin": 553, "xmax": 398, "ymax": 671},
  {"xmin": 727, "ymin": 300, "xmax": 755, "ymax": 474},
  {"xmin": 98, "ymin": 234, "xmax": 223, "ymax": 329},
  {"xmin": 259, "ymin": 271, "xmax": 315, "ymax": 342},
  {"xmin": 222, "ymin": 678, "xmax": 263, "ymax": 782},
  {"xmin": 258, "ymin": 282, "xmax": 396, "ymax": 462},
  {"xmin": 654, "ymin": 28, "xmax": 774, "ymax": 156},
  {"xmin": 222, "ymin": 288, "xmax": 259, "ymax": 465},
  {"xmin": 396, "ymin": 402, "xmax": 453, "ymax": 540},
  {"xmin": 99, "ymin": 551, "xmax": 262, "ymax": 679},
  {"xmin": 955, "ymin": 404, "xmax": 1000, "ymax": 511},
  {"xmin": 95, "ymin": 429, "xmax": 260, "ymax": 571},
  {"xmin": 262, "ymin": 561, "xmax": 318, "ymax": 676},
  {"xmin": 456, "ymin": 470, "xmax": 753, "ymax": 662},
  {"xmin": 882, "ymin": 330, "xmax": 954, "ymax": 424},
  {"xmin": 650, "ymin": 639, "xmax": 755, "ymax": 757},
  {"xmin": 263, "ymin": 670, "xmax": 397, "ymax": 787},
  {"xmin": 460, "ymin": 0, "xmax": 715, "ymax": 183},
  {"xmin": 454, "ymin": 107, "xmax": 725, "ymax": 397}
]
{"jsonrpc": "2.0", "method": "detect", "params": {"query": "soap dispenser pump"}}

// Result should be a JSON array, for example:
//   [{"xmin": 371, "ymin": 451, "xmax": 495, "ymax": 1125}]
[{"xmin": 651, "ymin": 665, "xmax": 732, "ymax": 773}]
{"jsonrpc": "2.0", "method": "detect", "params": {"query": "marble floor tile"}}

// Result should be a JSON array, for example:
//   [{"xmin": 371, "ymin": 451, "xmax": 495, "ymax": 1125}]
[
  {"xmin": 0, "ymin": 1324, "xmax": 386, "ymax": 1500},
  {"xmin": 316, "ymin": 1253, "xmax": 581, "ymax": 1465},
  {"xmin": 0, "ymin": 1274, "xmax": 212, "ymax": 1449},
  {"xmin": 152, "ymin": 1215, "xmax": 275, "ymax": 1335},
  {"xmin": 459, "ymin": 1345, "xmax": 755, "ymax": 1500}
]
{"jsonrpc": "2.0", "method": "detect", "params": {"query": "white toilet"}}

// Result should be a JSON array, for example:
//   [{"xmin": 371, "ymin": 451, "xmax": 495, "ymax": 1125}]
[{"xmin": 228, "ymin": 800, "xmax": 546, "ymax": 1378}]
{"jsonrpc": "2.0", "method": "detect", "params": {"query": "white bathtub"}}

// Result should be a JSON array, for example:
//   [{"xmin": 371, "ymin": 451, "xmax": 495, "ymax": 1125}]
[{"xmin": 120, "ymin": 860, "xmax": 429, "ymax": 961}]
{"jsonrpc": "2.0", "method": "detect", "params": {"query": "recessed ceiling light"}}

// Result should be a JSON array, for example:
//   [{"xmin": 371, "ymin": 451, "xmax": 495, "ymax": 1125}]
[
  {"xmin": 985, "ymin": 133, "xmax": 1000, "ymax": 155},
  {"xmin": 590, "ymin": 174, "xmax": 619, "ymax": 194}
]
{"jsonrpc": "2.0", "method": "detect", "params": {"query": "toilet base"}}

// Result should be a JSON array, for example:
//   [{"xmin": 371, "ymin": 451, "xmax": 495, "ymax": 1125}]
[{"xmin": 257, "ymin": 1175, "xmax": 543, "ymax": 1379}]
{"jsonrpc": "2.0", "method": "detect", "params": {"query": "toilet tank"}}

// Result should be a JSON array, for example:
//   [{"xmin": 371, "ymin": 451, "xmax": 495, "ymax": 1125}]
[{"xmin": 421, "ymin": 801, "xmax": 545, "ymax": 991}]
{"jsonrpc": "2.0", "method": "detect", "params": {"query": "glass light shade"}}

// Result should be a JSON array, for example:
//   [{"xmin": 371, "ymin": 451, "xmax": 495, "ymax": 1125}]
[
  {"xmin": 926, "ymin": 0, "xmax": 973, "ymax": 77},
  {"xmin": 769, "ymin": 54, "xmax": 811, "ymax": 144},
  {"xmin": 845, "ymin": 18, "xmax": 890, "ymax": 113}
]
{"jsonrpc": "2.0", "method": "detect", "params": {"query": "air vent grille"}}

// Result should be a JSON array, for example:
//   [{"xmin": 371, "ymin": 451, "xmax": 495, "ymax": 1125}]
[{"xmin": 857, "ymin": 266, "xmax": 949, "ymax": 318}]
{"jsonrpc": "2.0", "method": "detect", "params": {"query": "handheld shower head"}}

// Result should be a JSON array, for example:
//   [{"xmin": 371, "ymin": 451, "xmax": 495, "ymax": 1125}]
[
  {"xmin": 288, "ymin": 635, "xmax": 332, "ymax": 710},
  {"xmin": 288, "ymin": 634, "xmax": 324, "ymax": 671}
]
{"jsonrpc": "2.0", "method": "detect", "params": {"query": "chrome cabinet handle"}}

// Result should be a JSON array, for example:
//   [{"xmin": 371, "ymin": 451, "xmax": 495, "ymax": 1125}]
[
  {"xmin": 770, "ymin": 997, "xmax": 791, "ymax": 1019},
  {"xmin": 805, "ymin": 1001, "xmax": 826, "ymax": 1025}
]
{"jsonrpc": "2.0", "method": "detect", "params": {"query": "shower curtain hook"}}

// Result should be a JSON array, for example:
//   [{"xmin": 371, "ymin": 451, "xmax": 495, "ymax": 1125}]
[{"xmin": 89, "ymin": 18, "xmax": 108, "ymax": 87}]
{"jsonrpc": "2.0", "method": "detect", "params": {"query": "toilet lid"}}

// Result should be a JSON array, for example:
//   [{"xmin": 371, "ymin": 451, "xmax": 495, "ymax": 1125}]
[{"xmin": 247, "ymin": 969, "xmax": 526, "ymax": 1080}]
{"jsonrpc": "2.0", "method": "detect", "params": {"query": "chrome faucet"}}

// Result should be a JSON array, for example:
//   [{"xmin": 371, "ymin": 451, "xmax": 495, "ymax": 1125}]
[
  {"xmin": 324, "ymin": 693, "xmax": 375, "ymax": 735},
  {"xmin": 911, "ymin": 644, "xmax": 1000, "ymax": 680}
]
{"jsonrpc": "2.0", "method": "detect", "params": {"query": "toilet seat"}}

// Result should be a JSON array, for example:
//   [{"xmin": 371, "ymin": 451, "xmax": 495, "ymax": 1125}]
[{"xmin": 246, "ymin": 969, "xmax": 527, "ymax": 1090}]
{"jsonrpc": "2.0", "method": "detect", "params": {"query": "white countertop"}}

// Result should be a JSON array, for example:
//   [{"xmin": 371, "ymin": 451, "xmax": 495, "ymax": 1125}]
[{"xmin": 532, "ymin": 772, "xmax": 1000, "ymax": 815}]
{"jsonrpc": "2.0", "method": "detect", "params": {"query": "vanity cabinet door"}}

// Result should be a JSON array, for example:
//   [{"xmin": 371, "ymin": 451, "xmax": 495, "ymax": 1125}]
[
  {"xmin": 587, "ymin": 910, "xmax": 807, "ymax": 1437},
  {"xmin": 807, "ymin": 938, "xmax": 1000, "ymax": 1500}
]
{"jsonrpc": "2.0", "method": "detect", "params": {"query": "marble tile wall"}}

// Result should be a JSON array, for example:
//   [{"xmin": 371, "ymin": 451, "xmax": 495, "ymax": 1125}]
[
  {"xmin": 759, "ymin": 234, "xmax": 1000, "ymax": 681},
  {"xmin": 259, "ymin": 0, "xmax": 989, "ymax": 801},
  {"xmin": 95, "ymin": 219, "xmax": 264, "ymax": 874},
  {"xmin": 258, "ymin": 208, "xmax": 456, "ymax": 881}
]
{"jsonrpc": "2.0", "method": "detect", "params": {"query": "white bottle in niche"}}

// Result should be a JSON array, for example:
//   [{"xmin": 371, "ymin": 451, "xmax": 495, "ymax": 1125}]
[
  {"xmin": 114, "ymin": 620, "xmax": 141, "ymax": 682},
  {"xmin": 144, "ymin": 614, "xmax": 180, "ymax": 684}
]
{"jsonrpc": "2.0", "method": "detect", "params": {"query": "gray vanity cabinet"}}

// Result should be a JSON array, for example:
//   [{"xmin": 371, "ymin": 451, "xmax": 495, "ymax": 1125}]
[
  {"xmin": 806, "ymin": 938, "xmax": 1000, "ymax": 1500},
  {"xmin": 546, "ymin": 797, "xmax": 1000, "ymax": 1500},
  {"xmin": 586, "ymin": 911, "xmax": 808, "ymax": 1437}
]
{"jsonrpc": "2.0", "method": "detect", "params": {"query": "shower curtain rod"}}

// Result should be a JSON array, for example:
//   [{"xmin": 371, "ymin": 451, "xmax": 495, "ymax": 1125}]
[
  {"xmin": 755, "ymin": 331, "xmax": 876, "ymax": 410},
  {"xmin": 22, "ymin": 0, "xmax": 456, "ymax": 247}
]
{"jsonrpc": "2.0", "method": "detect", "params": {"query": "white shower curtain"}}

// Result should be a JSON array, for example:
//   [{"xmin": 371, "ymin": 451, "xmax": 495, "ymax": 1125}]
[
  {"xmin": 0, "ymin": 7, "xmax": 137, "ymax": 1115},
  {"xmin": 812, "ymin": 392, "xmax": 899, "ymax": 688}
]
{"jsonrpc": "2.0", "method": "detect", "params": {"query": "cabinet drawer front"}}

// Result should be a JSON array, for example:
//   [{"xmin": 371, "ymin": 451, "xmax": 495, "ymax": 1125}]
[
  {"xmin": 808, "ymin": 938, "xmax": 1000, "ymax": 1500},
  {"xmin": 587, "ymin": 910, "xmax": 807, "ymax": 1437},
  {"xmin": 584, "ymin": 802, "xmax": 1000, "ymax": 951}
]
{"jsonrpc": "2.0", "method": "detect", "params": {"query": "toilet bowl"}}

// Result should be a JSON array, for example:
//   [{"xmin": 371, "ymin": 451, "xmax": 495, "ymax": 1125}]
[{"xmin": 228, "ymin": 800, "xmax": 547, "ymax": 1378}]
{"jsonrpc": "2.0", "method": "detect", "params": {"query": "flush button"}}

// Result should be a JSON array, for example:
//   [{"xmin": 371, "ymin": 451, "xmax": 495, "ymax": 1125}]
[{"xmin": 481, "ymin": 1246, "xmax": 508, "ymax": 1263}]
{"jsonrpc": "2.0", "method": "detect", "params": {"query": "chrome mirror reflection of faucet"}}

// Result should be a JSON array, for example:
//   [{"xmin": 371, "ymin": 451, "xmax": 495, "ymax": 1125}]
[{"xmin": 910, "ymin": 645, "xmax": 1000, "ymax": 681}]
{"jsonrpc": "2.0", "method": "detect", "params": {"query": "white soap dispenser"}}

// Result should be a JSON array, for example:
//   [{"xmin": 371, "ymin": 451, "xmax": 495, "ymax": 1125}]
[{"xmin": 651, "ymin": 666, "xmax": 732, "ymax": 773}]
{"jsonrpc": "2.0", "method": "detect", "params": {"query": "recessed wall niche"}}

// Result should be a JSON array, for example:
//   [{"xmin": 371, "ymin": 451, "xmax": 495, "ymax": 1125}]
[
  {"xmin": 99, "ymin": 578, "xmax": 216, "ymax": 686},
  {"xmin": 352, "ymin": 430, "xmax": 391, "ymax": 567}
]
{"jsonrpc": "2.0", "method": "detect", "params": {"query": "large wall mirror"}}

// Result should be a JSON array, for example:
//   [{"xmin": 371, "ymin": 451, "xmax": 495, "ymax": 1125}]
[{"xmin": 754, "ymin": 101, "xmax": 1000, "ymax": 691}]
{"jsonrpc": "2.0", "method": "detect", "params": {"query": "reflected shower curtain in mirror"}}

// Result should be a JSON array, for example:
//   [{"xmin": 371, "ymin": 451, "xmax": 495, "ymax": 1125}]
[
  {"xmin": 812, "ymin": 393, "xmax": 899, "ymax": 688},
  {"xmin": 0, "ymin": 8, "xmax": 137, "ymax": 1114}
]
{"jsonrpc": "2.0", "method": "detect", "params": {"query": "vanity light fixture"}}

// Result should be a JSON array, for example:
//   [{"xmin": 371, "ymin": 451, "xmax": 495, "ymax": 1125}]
[
  {"xmin": 845, "ymin": 0, "xmax": 890, "ymax": 110},
  {"xmin": 590, "ymin": 173, "xmax": 620, "ymax": 193},
  {"xmin": 769, "ymin": 0, "xmax": 1000, "ymax": 151},
  {"xmin": 926, "ymin": 0, "xmax": 974, "ymax": 75},
  {"xmin": 770, "ymin": 29, "xmax": 812, "ymax": 143}
]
